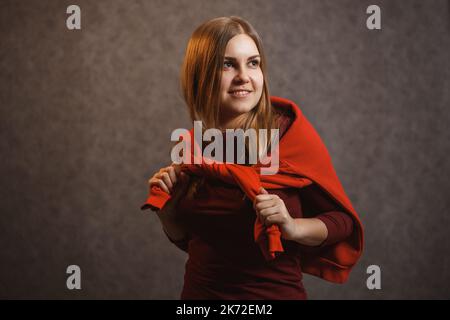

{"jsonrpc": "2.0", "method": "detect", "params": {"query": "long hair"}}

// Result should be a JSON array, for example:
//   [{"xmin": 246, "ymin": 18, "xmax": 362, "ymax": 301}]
[{"xmin": 179, "ymin": 16, "xmax": 280, "ymax": 198}]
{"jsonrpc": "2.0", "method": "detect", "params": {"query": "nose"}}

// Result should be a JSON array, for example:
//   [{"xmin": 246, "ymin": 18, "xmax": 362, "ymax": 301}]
[{"xmin": 234, "ymin": 66, "xmax": 250, "ymax": 83}]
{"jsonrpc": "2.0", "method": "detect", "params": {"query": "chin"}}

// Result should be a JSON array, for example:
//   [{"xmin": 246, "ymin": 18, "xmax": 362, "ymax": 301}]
[{"xmin": 226, "ymin": 100, "xmax": 257, "ymax": 114}]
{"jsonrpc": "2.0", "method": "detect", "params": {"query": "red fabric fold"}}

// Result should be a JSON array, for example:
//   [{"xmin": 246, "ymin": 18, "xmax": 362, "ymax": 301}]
[{"xmin": 141, "ymin": 96, "xmax": 364, "ymax": 283}]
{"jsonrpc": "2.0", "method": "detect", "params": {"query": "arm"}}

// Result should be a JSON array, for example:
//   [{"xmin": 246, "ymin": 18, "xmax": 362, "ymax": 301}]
[
  {"xmin": 255, "ymin": 187, "xmax": 329, "ymax": 246},
  {"xmin": 254, "ymin": 186, "xmax": 354, "ymax": 247},
  {"xmin": 315, "ymin": 211, "xmax": 354, "ymax": 246},
  {"xmin": 147, "ymin": 165, "xmax": 192, "ymax": 247},
  {"xmin": 287, "ymin": 218, "xmax": 328, "ymax": 246},
  {"xmin": 299, "ymin": 183, "xmax": 354, "ymax": 246}
]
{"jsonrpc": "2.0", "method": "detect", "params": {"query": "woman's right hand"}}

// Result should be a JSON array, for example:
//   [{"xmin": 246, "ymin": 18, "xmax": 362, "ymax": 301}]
[{"xmin": 148, "ymin": 164, "xmax": 191, "ymax": 213}]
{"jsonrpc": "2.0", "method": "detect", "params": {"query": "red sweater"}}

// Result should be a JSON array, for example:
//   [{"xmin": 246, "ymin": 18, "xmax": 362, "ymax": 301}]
[
  {"xmin": 160, "ymin": 112, "xmax": 354, "ymax": 299},
  {"xmin": 142, "ymin": 96, "xmax": 363, "ymax": 293}
]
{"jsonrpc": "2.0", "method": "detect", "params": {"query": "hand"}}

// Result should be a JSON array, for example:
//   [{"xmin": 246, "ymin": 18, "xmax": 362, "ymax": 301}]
[
  {"xmin": 253, "ymin": 187, "xmax": 298, "ymax": 241},
  {"xmin": 148, "ymin": 164, "xmax": 191, "ymax": 213}
]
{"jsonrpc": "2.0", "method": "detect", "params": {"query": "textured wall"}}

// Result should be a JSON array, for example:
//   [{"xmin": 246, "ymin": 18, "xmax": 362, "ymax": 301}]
[{"xmin": 0, "ymin": 0, "xmax": 448, "ymax": 299}]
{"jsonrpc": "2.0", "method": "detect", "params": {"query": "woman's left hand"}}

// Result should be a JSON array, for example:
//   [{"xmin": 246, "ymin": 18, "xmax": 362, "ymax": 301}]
[{"xmin": 253, "ymin": 187, "xmax": 298, "ymax": 241}]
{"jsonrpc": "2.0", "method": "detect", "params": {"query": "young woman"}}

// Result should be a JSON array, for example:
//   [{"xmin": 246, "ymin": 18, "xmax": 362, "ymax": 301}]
[{"xmin": 142, "ymin": 16, "xmax": 363, "ymax": 300}]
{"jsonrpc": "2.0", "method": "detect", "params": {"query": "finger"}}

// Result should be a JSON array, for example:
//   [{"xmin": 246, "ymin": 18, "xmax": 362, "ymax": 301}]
[
  {"xmin": 255, "ymin": 194, "xmax": 275, "ymax": 202},
  {"xmin": 255, "ymin": 199, "xmax": 277, "ymax": 211},
  {"xmin": 148, "ymin": 177, "xmax": 158, "ymax": 187},
  {"xmin": 156, "ymin": 179, "xmax": 170, "ymax": 194},
  {"xmin": 259, "ymin": 187, "xmax": 269, "ymax": 194},
  {"xmin": 159, "ymin": 172, "xmax": 173, "ymax": 191},
  {"xmin": 259, "ymin": 206, "xmax": 279, "ymax": 218},
  {"xmin": 258, "ymin": 209, "xmax": 278, "ymax": 226},
  {"xmin": 264, "ymin": 213, "xmax": 283, "ymax": 227},
  {"xmin": 166, "ymin": 166, "xmax": 177, "ymax": 185}
]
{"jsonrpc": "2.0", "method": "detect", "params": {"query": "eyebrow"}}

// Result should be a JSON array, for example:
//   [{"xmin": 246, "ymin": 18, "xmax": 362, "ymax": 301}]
[{"xmin": 224, "ymin": 55, "xmax": 261, "ymax": 61}]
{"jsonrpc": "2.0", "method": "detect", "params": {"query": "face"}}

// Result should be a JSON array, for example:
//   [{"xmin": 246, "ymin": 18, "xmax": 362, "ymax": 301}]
[{"xmin": 218, "ymin": 34, "xmax": 264, "ymax": 129}]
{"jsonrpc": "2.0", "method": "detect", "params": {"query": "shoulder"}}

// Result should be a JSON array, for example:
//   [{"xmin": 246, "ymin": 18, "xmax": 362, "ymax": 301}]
[{"xmin": 273, "ymin": 108, "xmax": 295, "ymax": 138}]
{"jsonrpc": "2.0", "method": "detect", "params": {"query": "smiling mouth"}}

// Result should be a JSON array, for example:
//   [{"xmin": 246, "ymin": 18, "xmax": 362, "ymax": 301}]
[{"xmin": 229, "ymin": 90, "xmax": 252, "ymax": 98}]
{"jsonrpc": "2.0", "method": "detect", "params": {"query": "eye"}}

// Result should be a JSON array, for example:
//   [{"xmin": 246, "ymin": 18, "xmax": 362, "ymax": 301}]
[
  {"xmin": 249, "ymin": 59, "xmax": 260, "ymax": 68},
  {"xmin": 224, "ymin": 61, "xmax": 233, "ymax": 69}
]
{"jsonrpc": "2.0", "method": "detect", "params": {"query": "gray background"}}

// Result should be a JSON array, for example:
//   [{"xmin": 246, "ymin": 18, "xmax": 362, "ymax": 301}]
[{"xmin": 0, "ymin": 0, "xmax": 449, "ymax": 299}]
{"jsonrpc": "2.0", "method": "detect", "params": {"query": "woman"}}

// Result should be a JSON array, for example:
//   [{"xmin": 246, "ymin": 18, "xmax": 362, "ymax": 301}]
[{"xmin": 142, "ymin": 16, "xmax": 363, "ymax": 300}]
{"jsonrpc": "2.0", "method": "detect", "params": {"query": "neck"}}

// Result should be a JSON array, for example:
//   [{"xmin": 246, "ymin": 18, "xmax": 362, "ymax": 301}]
[{"xmin": 219, "ymin": 113, "xmax": 247, "ymax": 131}]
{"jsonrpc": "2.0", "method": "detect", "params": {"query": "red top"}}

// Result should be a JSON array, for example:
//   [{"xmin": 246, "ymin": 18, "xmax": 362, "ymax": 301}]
[{"xmin": 162, "ymin": 111, "xmax": 354, "ymax": 299}]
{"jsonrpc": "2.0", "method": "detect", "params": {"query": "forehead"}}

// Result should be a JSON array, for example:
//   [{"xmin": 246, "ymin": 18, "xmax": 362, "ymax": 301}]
[{"xmin": 224, "ymin": 34, "xmax": 259, "ymax": 57}]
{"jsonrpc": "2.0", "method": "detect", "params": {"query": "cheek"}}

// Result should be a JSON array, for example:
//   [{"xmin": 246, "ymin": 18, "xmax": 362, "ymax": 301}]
[
  {"xmin": 253, "ymin": 71, "xmax": 264, "ymax": 91},
  {"xmin": 221, "ymin": 75, "xmax": 233, "ymax": 93}
]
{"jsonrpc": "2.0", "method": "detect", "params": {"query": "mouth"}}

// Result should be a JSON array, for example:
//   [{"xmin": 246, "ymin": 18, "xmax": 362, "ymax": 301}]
[{"xmin": 228, "ymin": 90, "xmax": 252, "ymax": 98}]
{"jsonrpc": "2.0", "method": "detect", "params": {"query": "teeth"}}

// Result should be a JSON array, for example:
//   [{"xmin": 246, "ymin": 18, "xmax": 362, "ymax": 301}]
[{"xmin": 231, "ymin": 91, "xmax": 250, "ymax": 96}]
